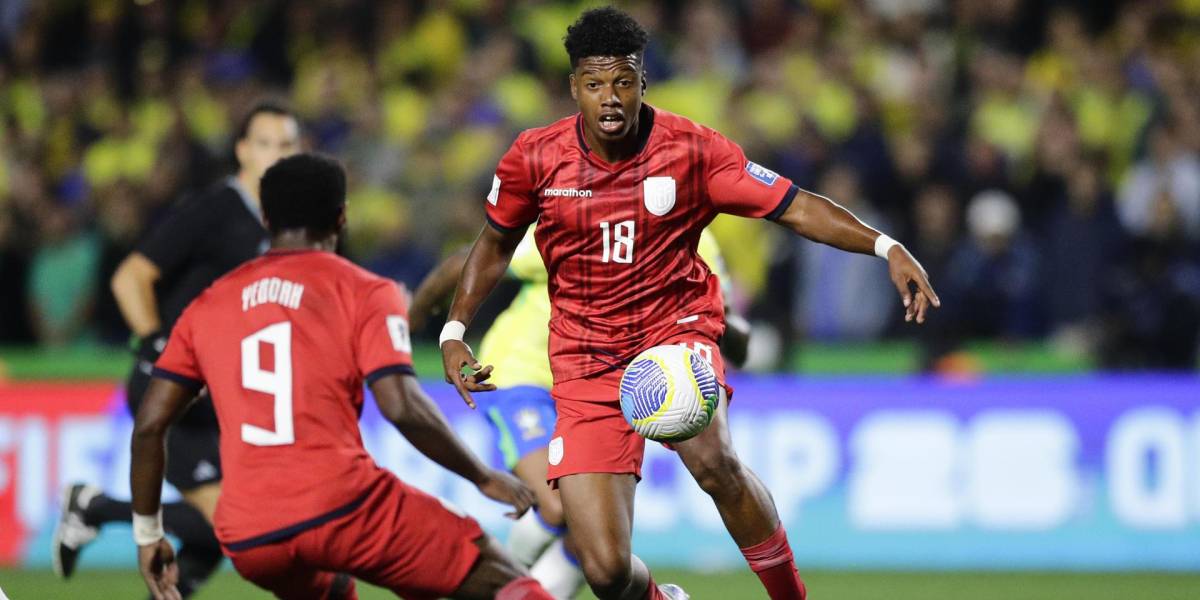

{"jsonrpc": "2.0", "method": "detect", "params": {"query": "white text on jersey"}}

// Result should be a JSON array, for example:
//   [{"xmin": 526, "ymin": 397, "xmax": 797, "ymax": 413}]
[
  {"xmin": 242, "ymin": 277, "xmax": 305, "ymax": 312},
  {"xmin": 542, "ymin": 187, "xmax": 592, "ymax": 198}
]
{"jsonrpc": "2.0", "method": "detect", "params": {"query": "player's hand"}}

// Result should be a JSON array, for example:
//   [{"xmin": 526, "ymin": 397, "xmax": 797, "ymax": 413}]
[
  {"xmin": 886, "ymin": 245, "xmax": 941, "ymax": 324},
  {"xmin": 138, "ymin": 539, "xmax": 182, "ymax": 600},
  {"xmin": 476, "ymin": 469, "xmax": 537, "ymax": 519},
  {"xmin": 441, "ymin": 340, "xmax": 496, "ymax": 409}
]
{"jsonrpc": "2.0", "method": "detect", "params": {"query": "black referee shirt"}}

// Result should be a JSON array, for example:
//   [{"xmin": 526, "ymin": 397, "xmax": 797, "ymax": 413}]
[{"xmin": 137, "ymin": 178, "xmax": 268, "ymax": 333}]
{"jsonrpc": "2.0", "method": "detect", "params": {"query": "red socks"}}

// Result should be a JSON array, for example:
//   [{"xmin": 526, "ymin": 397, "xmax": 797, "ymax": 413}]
[
  {"xmin": 497, "ymin": 576, "xmax": 555, "ymax": 600},
  {"xmin": 739, "ymin": 524, "xmax": 807, "ymax": 600}
]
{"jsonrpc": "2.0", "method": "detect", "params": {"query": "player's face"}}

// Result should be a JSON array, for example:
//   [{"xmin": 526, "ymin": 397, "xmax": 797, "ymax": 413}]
[
  {"xmin": 237, "ymin": 113, "xmax": 301, "ymax": 183},
  {"xmin": 570, "ymin": 55, "xmax": 645, "ymax": 145}
]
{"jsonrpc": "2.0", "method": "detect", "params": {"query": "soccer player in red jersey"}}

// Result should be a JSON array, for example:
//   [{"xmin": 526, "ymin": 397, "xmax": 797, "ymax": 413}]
[
  {"xmin": 439, "ymin": 8, "xmax": 940, "ymax": 600},
  {"xmin": 129, "ymin": 153, "xmax": 555, "ymax": 600}
]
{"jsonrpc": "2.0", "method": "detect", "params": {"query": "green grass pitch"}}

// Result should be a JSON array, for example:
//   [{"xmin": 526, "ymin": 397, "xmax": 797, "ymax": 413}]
[{"xmin": 2, "ymin": 569, "xmax": 1199, "ymax": 599}]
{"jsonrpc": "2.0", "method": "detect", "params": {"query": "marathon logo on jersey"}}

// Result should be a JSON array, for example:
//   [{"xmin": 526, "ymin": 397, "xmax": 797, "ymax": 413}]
[
  {"xmin": 745, "ymin": 161, "xmax": 780, "ymax": 186},
  {"xmin": 542, "ymin": 187, "xmax": 593, "ymax": 198},
  {"xmin": 242, "ymin": 277, "xmax": 304, "ymax": 311},
  {"xmin": 643, "ymin": 176, "xmax": 676, "ymax": 216}
]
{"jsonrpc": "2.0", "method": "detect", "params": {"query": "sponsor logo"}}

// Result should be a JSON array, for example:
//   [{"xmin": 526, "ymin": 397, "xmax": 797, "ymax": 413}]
[
  {"xmin": 643, "ymin": 176, "xmax": 676, "ymax": 216},
  {"xmin": 548, "ymin": 436, "xmax": 564, "ymax": 465},
  {"xmin": 745, "ymin": 161, "xmax": 779, "ymax": 186},
  {"xmin": 542, "ymin": 188, "xmax": 593, "ymax": 198}
]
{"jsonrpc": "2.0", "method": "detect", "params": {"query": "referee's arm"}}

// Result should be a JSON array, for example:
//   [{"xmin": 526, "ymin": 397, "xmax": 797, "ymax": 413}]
[
  {"xmin": 113, "ymin": 191, "xmax": 210, "ymax": 339},
  {"xmin": 111, "ymin": 252, "xmax": 163, "ymax": 338}
]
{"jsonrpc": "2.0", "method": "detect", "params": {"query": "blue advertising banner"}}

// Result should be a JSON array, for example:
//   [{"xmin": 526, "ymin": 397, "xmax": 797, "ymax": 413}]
[{"xmin": 4, "ymin": 375, "xmax": 1199, "ymax": 570}]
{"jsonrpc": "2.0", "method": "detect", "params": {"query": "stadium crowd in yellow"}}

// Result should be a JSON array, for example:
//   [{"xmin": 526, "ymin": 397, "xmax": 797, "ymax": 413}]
[{"xmin": 1, "ymin": 0, "xmax": 1198, "ymax": 369}]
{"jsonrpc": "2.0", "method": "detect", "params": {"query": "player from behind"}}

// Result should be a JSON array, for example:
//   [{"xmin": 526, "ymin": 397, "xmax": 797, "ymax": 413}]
[
  {"xmin": 411, "ymin": 227, "xmax": 745, "ymax": 599},
  {"xmin": 440, "ymin": 7, "xmax": 940, "ymax": 600},
  {"xmin": 129, "ymin": 153, "xmax": 555, "ymax": 600},
  {"xmin": 54, "ymin": 101, "xmax": 301, "ymax": 595}
]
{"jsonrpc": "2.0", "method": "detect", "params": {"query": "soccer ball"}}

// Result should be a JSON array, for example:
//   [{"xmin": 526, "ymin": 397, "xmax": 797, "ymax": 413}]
[{"xmin": 619, "ymin": 344, "xmax": 719, "ymax": 442}]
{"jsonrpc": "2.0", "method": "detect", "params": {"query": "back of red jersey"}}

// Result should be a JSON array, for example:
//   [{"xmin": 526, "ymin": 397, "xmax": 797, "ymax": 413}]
[
  {"xmin": 485, "ymin": 107, "xmax": 797, "ymax": 382},
  {"xmin": 154, "ymin": 250, "xmax": 413, "ymax": 544}
]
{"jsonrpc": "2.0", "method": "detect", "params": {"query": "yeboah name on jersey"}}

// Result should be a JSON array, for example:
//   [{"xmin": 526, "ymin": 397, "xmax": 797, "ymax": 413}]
[{"xmin": 242, "ymin": 277, "xmax": 305, "ymax": 311}]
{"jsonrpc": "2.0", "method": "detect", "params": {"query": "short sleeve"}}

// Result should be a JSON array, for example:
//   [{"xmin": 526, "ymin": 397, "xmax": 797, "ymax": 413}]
[
  {"xmin": 507, "ymin": 227, "xmax": 546, "ymax": 283},
  {"xmin": 705, "ymin": 131, "xmax": 799, "ymax": 220},
  {"xmin": 137, "ymin": 193, "xmax": 211, "ymax": 273},
  {"xmin": 356, "ymin": 280, "xmax": 416, "ymax": 385},
  {"xmin": 485, "ymin": 138, "xmax": 539, "ymax": 233},
  {"xmin": 153, "ymin": 304, "xmax": 204, "ymax": 392}
]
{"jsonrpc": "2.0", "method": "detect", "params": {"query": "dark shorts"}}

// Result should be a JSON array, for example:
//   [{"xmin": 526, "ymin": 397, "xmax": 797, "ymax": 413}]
[
  {"xmin": 128, "ymin": 364, "xmax": 222, "ymax": 491},
  {"xmin": 223, "ymin": 474, "xmax": 484, "ymax": 600}
]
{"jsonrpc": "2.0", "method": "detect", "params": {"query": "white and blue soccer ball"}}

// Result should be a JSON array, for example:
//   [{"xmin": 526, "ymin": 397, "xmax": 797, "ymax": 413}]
[{"xmin": 619, "ymin": 344, "xmax": 719, "ymax": 442}]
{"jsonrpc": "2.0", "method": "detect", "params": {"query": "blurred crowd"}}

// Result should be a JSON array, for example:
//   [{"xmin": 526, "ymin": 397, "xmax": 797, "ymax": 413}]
[{"xmin": 0, "ymin": 0, "xmax": 1198, "ymax": 370}]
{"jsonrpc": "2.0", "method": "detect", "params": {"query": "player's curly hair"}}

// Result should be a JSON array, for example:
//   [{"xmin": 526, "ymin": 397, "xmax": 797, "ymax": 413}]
[
  {"xmin": 261, "ymin": 153, "xmax": 346, "ymax": 237},
  {"xmin": 563, "ymin": 6, "xmax": 649, "ymax": 68}
]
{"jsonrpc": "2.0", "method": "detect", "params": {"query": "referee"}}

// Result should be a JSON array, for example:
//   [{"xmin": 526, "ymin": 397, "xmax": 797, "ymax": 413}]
[{"xmin": 52, "ymin": 101, "xmax": 301, "ymax": 597}]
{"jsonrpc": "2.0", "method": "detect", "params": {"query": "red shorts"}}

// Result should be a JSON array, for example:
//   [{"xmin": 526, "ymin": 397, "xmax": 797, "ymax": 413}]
[
  {"xmin": 224, "ymin": 473, "xmax": 483, "ymax": 600},
  {"xmin": 546, "ymin": 334, "xmax": 731, "ymax": 484}
]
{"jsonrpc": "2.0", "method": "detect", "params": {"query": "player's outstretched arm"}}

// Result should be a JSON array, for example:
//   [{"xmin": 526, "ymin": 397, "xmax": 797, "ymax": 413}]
[
  {"xmin": 371, "ymin": 373, "xmax": 536, "ymax": 517},
  {"xmin": 409, "ymin": 247, "xmax": 470, "ymax": 332},
  {"xmin": 775, "ymin": 189, "xmax": 941, "ymax": 324},
  {"xmin": 130, "ymin": 377, "xmax": 194, "ymax": 600},
  {"xmin": 441, "ymin": 224, "xmax": 526, "ymax": 408}
]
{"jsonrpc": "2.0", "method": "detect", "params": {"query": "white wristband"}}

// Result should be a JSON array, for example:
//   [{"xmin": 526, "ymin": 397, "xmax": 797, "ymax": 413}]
[
  {"xmin": 439, "ymin": 320, "xmax": 467, "ymax": 347},
  {"xmin": 874, "ymin": 234, "xmax": 900, "ymax": 259},
  {"xmin": 132, "ymin": 509, "xmax": 164, "ymax": 546}
]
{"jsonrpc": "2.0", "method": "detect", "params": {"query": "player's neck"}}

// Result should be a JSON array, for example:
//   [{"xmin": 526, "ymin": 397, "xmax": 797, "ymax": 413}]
[{"xmin": 270, "ymin": 230, "xmax": 336, "ymax": 253}]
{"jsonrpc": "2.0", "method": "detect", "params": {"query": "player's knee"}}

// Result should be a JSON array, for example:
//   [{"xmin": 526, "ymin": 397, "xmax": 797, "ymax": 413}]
[
  {"xmin": 690, "ymin": 449, "xmax": 746, "ymax": 499},
  {"xmin": 577, "ymin": 546, "xmax": 631, "ymax": 594}
]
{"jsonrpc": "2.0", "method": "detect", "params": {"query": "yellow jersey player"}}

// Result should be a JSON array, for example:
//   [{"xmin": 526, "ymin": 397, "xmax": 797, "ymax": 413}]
[{"xmin": 410, "ymin": 228, "xmax": 746, "ymax": 599}]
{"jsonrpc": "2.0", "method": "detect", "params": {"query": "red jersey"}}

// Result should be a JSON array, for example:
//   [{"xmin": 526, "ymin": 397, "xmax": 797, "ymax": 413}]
[
  {"xmin": 154, "ymin": 250, "xmax": 414, "ymax": 544},
  {"xmin": 485, "ymin": 106, "xmax": 797, "ymax": 382}
]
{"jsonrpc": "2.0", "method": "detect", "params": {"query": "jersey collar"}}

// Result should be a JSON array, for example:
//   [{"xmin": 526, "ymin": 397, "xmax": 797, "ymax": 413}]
[{"xmin": 574, "ymin": 104, "xmax": 656, "ymax": 169}]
